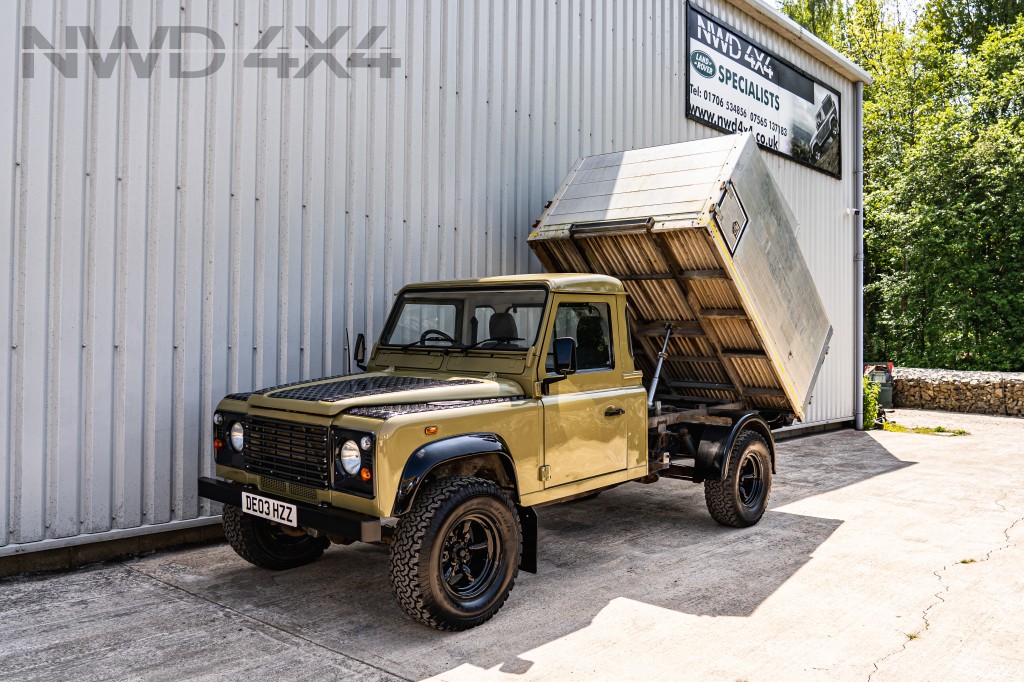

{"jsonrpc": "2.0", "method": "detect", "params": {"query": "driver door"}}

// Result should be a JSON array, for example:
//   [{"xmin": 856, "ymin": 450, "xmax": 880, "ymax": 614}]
[{"xmin": 540, "ymin": 295, "xmax": 629, "ymax": 488}]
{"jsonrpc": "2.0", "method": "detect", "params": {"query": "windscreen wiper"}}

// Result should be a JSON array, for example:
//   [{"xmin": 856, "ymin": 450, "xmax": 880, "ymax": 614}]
[{"xmin": 460, "ymin": 336, "xmax": 525, "ymax": 351}]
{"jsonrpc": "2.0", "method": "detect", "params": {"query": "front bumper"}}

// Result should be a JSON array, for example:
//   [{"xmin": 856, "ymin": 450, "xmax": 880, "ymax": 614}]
[{"xmin": 199, "ymin": 476, "xmax": 382, "ymax": 543}]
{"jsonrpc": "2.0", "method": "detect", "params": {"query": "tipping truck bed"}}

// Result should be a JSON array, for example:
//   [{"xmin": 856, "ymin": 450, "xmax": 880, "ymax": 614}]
[{"xmin": 528, "ymin": 133, "xmax": 831, "ymax": 422}]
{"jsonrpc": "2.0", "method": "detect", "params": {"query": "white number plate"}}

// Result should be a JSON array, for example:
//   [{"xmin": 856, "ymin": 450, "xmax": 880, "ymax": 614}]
[{"xmin": 241, "ymin": 491, "xmax": 298, "ymax": 527}]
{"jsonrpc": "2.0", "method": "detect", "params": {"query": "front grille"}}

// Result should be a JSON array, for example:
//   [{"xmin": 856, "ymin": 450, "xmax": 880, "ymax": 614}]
[
  {"xmin": 258, "ymin": 476, "xmax": 319, "ymax": 503},
  {"xmin": 245, "ymin": 417, "xmax": 330, "ymax": 489}
]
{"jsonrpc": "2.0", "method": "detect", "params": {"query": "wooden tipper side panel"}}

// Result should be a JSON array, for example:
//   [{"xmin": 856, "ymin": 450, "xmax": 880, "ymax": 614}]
[
  {"xmin": 529, "ymin": 134, "xmax": 831, "ymax": 421},
  {"xmin": 531, "ymin": 226, "xmax": 789, "ymax": 413}
]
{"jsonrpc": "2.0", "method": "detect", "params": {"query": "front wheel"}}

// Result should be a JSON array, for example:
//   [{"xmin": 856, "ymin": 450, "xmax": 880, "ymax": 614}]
[
  {"xmin": 704, "ymin": 430, "xmax": 772, "ymax": 527},
  {"xmin": 389, "ymin": 476, "xmax": 521, "ymax": 630},
  {"xmin": 222, "ymin": 504, "xmax": 329, "ymax": 570}
]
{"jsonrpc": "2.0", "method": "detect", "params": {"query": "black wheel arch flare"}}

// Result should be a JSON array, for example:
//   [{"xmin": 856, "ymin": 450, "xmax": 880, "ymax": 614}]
[
  {"xmin": 392, "ymin": 433, "xmax": 520, "ymax": 517},
  {"xmin": 693, "ymin": 412, "xmax": 776, "ymax": 483}
]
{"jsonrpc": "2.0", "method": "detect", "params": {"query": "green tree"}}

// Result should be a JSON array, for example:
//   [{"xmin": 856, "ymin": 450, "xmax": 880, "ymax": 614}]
[
  {"xmin": 781, "ymin": 1, "xmax": 1024, "ymax": 371},
  {"xmin": 921, "ymin": 0, "xmax": 1024, "ymax": 52}
]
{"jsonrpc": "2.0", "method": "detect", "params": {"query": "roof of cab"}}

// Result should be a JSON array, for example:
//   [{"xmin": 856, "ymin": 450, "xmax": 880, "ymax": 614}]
[{"xmin": 400, "ymin": 273, "xmax": 625, "ymax": 294}]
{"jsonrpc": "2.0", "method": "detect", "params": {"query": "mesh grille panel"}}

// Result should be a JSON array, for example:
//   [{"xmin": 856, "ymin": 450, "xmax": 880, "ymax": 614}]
[
  {"xmin": 347, "ymin": 396, "xmax": 524, "ymax": 420},
  {"xmin": 266, "ymin": 376, "xmax": 480, "ymax": 403},
  {"xmin": 258, "ymin": 476, "xmax": 319, "ymax": 503}
]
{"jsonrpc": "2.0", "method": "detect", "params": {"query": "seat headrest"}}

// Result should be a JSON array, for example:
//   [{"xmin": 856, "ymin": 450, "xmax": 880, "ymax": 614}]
[
  {"xmin": 576, "ymin": 315, "xmax": 606, "ymax": 342},
  {"xmin": 490, "ymin": 312, "xmax": 518, "ymax": 340}
]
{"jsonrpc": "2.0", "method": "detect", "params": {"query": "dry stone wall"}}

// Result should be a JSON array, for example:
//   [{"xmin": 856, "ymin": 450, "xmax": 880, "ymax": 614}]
[{"xmin": 892, "ymin": 367, "xmax": 1024, "ymax": 416}]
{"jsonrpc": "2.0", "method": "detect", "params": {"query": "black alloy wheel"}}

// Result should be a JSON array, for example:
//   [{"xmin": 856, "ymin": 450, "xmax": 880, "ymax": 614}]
[
  {"xmin": 736, "ymin": 449, "xmax": 766, "ymax": 511},
  {"xmin": 439, "ymin": 511, "xmax": 503, "ymax": 603}
]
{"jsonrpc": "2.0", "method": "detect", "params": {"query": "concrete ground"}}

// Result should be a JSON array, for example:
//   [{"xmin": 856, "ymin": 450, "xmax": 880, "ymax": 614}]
[{"xmin": 1, "ymin": 408, "xmax": 1022, "ymax": 681}]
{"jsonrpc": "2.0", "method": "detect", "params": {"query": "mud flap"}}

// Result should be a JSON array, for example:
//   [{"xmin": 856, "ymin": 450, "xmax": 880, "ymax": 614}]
[{"xmin": 517, "ymin": 505, "xmax": 537, "ymax": 573}]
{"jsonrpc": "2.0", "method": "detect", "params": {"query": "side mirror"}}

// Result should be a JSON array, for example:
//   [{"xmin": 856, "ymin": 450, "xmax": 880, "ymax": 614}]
[
  {"xmin": 354, "ymin": 333, "xmax": 367, "ymax": 371},
  {"xmin": 552, "ymin": 337, "xmax": 577, "ymax": 375}
]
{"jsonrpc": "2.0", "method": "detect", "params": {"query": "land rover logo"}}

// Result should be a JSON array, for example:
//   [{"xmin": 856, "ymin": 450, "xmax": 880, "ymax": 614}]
[{"xmin": 690, "ymin": 50, "xmax": 716, "ymax": 78}]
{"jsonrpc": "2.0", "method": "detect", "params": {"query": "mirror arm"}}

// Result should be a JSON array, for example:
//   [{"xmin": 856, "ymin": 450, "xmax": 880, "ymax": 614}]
[{"xmin": 540, "ymin": 373, "xmax": 568, "ymax": 395}]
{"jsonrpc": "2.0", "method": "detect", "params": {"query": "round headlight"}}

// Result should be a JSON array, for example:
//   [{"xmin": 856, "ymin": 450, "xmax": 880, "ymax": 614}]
[
  {"xmin": 359, "ymin": 435, "xmax": 373, "ymax": 451},
  {"xmin": 213, "ymin": 413, "xmax": 224, "ymax": 426},
  {"xmin": 340, "ymin": 440, "xmax": 362, "ymax": 475},
  {"xmin": 229, "ymin": 422, "xmax": 245, "ymax": 451}
]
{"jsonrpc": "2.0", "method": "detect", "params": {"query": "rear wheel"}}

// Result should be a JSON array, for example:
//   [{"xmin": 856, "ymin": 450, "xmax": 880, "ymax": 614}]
[
  {"xmin": 389, "ymin": 476, "xmax": 521, "ymax": 630},
  {"xmin": 704, "ymin": 430, "xmax": 772, "ymax": 528},
  {"xmin": 222, "ymin": 504, "xmax": 329, "ymax": 570}
]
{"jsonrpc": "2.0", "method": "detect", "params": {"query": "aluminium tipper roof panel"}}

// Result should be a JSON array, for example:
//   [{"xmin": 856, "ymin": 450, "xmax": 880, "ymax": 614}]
[{"xmin": 528, "ymin": 133, "xmax": 832, "ymax": 421}]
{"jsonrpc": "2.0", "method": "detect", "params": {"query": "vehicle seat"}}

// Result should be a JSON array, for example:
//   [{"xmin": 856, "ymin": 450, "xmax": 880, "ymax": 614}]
[
  {"xmin": 575, "ymin": 316, "xmax": 610, "ymax": 370},
  {"xmin": 489, "ymin": 312, "xmax": 519, "ymax": 349}
]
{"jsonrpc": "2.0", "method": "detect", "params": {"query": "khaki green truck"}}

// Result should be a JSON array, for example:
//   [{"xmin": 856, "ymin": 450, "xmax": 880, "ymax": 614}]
[{"xmin": 199, "ymin": 133, "xmax": 832, "ymax": 630}]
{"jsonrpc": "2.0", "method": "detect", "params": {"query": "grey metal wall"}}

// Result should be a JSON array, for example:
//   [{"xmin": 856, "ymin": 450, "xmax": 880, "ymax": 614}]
[{"xmin": 1, "ymin": 0, "xmax": 860, "ymax": 551}]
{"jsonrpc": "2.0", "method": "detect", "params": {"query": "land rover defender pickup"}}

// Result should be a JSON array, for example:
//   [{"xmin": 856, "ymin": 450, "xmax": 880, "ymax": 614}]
[{"xmin": 198, "ymin": 133, "xmax": 832, "ymax": 630}]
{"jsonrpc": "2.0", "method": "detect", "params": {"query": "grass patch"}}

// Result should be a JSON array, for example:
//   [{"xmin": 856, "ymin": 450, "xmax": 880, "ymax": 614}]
[
  {"xmin": 959, "ymin": 558, "xmax": 977, "ymax": 564},
  {"xmin": 905, "ymin": 633, "xmax": 919, "ymax": 640},
  {"xmin": 882, "ymin": 422, "xmax": 969, "ymax": 436}
]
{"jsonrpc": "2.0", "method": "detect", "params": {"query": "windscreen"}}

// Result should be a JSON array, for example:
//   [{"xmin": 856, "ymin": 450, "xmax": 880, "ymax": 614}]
[{"xmin": 382, "ymin": 288, "xmax": 547, "ymax": 351}]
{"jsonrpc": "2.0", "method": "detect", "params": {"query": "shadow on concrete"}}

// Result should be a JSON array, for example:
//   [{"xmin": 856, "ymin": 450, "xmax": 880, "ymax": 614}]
[{"xmin": 129, "ymin": 429, "xmax": 913, "ymax": 680}]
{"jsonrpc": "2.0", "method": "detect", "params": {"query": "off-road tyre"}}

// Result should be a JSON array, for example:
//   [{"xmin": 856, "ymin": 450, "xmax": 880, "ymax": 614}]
[
  {"xmin": 222, "ymin": 503, "xmax": 329, "ymax": 570},
  {"xmin": 389, "ymin": 476, "xmax": 521, "ymax": 631},
  {"xmin": 704, "ymin": 430, "xmax": 772, "ymax": 528}
]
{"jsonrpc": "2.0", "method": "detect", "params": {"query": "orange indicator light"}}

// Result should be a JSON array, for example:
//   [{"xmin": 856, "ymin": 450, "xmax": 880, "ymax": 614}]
[
  {"xmin": 213, "ymin": 438, "xmax": 225, "ymax": 450},
  {"xmin": 360, "ymin": 467, "xmax": 373, "ymax": 482},
  {"xmin": 425, "ymin": 426, "xmax": 438, "ymax": 435}
]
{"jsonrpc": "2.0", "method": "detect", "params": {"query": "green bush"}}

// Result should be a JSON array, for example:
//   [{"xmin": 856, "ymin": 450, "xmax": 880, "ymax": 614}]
[{"xmin": 863, "ymin": 376, "xmax": 881, "ymax": 429}]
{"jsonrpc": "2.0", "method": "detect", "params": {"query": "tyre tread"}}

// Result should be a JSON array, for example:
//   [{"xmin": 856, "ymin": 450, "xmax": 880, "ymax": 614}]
[
  {"xmin": 389, "ymin": 476, "xmax": 520, "ymax": 631},
  {"xmin": 703, "ymin": 430, "xmax": 772, "ymax": 528},
  {"xmin": 222, "ymin": 504, "xmax": 327, "ymax": 571}
]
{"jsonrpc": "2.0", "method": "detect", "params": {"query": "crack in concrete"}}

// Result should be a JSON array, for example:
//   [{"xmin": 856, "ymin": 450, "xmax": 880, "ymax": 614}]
[{"xmin": 868, "ymin": 492, "xmax": 1023, "ymax": 681}]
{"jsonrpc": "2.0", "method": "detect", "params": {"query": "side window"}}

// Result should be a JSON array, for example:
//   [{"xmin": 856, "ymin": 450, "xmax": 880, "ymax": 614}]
[
  {"xmin": 545, "ymin": 302, "xmax": 614, "ymax": 373},
  {"xmin": 625, "ymin": 305, "xmax": 635, "ymax": 359}
]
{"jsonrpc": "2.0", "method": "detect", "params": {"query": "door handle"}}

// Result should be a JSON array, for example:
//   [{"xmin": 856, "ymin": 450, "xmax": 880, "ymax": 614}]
[{"xmin": 604, "ymin": 407, "xmax": 625, "ymax": 417}]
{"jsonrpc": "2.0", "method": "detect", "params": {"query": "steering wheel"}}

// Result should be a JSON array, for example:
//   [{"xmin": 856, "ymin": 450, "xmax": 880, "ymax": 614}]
[{"xmin": 419, "ymin": 328, "xmax": 458, "ymax": 345}]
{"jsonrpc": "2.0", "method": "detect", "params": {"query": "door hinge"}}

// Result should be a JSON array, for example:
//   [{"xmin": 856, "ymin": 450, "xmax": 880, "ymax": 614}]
[{"xmin": 539, "ymin": 465, "xmax": 551, "ymax": 481}]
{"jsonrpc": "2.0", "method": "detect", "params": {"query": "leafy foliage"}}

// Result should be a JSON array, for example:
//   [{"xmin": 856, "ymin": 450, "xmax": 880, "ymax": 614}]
[
  {"xmin": 781, "ymin": 1, "xmax": 1024, "ymax": 371},
  {"xmin": 863, "ymin": 376, "xmax": 881, "ymax": 428}
]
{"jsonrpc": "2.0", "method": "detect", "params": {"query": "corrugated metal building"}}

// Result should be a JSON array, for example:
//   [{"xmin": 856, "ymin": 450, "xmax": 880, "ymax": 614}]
[{"xmin": 1, "ymin": 0, "xmax": 869, "ymax": 556}]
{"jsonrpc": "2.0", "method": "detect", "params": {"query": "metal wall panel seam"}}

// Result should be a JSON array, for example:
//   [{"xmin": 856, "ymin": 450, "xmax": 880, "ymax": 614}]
[
  {"xmin": 227, "ymin": 0, "xmax": 244, "ymax": 396},
  {"xmin": 251, "ymin": 0, "xmax": 268, "ymax": 390},
  {"xmin": 436, "ymin": 0, "xmax": 450, "ymax": 282},
  {"xmin": 298, "ymin": 0, "xmax": 312, "ymax": 382},
  {"xmin": 79, "ymin": 0, "xmax": 108, "ymax": 537},
  {"xmin": 344, "ymin": 0, "xmax": 361, "ymax": 353},
  {"xmin": 66, "ymin": 0, "xmax": 92, "ymax": 535},
  {"xmin": 0, "ymin": 0, "xmax": 23, "ymax": 547},
  {"xmin": 200, "ymin": 0, "xmax": 228, "ymax": 518},
  {"xmin": 44, "ymin": 0, "xmax": 67, "ymax": 539},
  {"xmin": 142, "ymin": 0, "xmax": 166, "ymax": 528},
  {"xmin": 274, "ymin": 0, "xmax": 291, "ymax": 386},
  {"xmin": 320, "ymin": 0, "xmax": 336, "ymax": 374},
  {"xmin": 172, "ymin": 0, "xmax": 197, "ymax": 523},
  {"xmin": 382, "ymin": 0, "xmax": 399, "ymax": 303},
  {"xmin": 362, "ymin": 1, "xmax": 380, "ymax": 343},
  {"xmin": 8, "ymin": 0, "xmax": 31, "ymax": 545}
]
